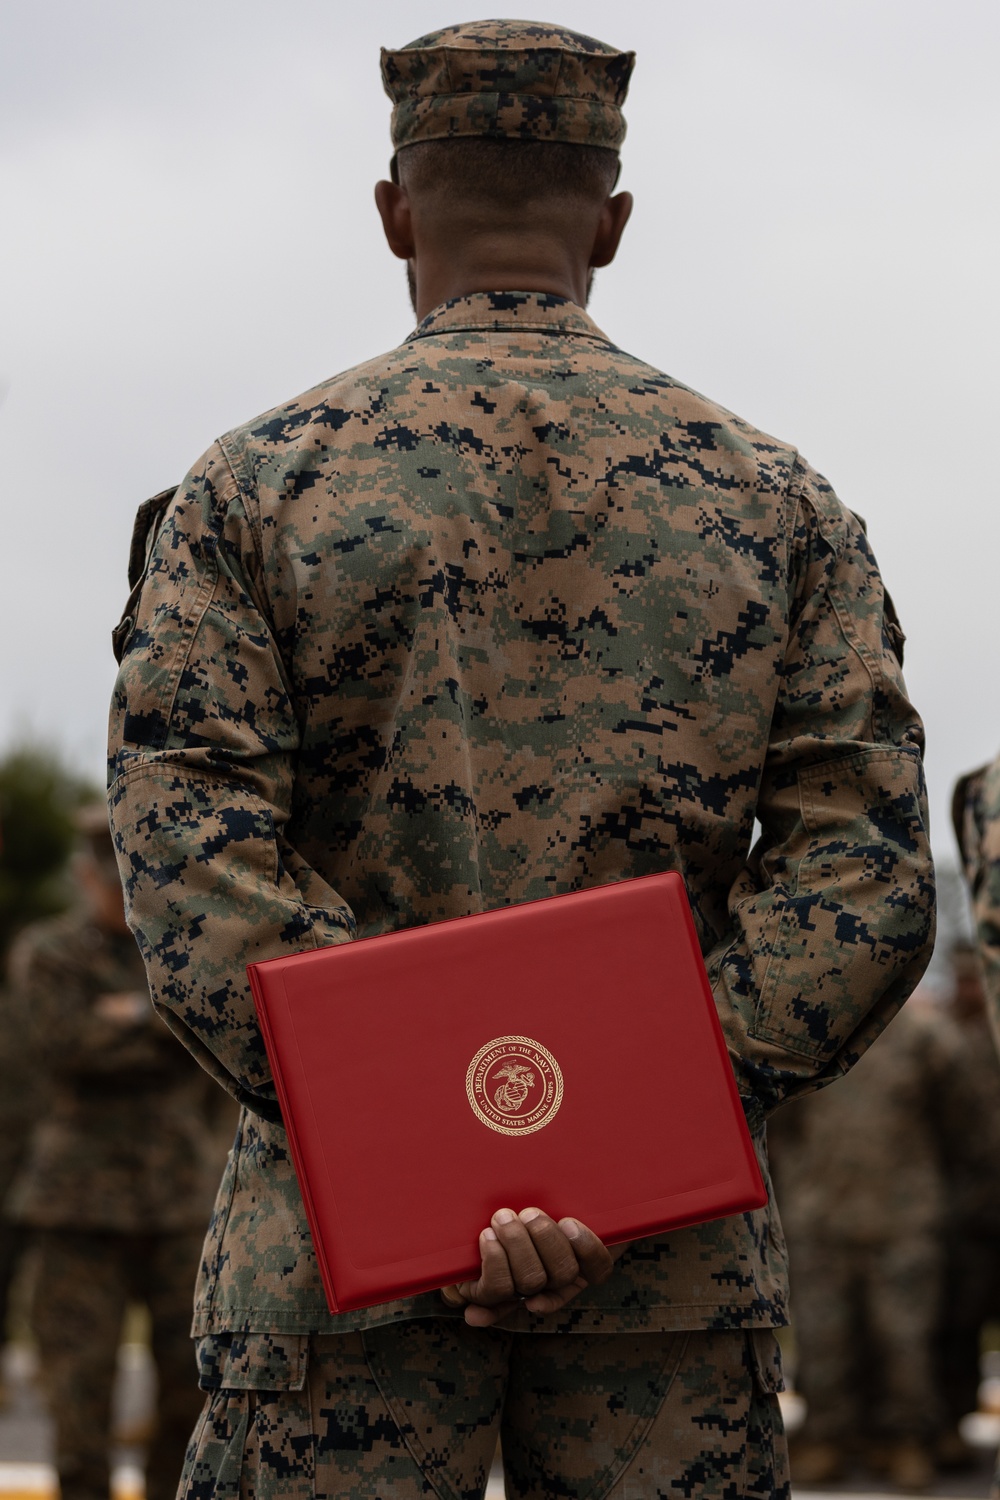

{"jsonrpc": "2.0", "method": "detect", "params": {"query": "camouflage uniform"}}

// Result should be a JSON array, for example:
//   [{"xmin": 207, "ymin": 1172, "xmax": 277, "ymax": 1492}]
[
  {"xmin": 933, "ymin": 1000, "xmax": 1000, "ymax": 1432},
  {"xmin": 951, "ymin": 759, "xmax": 1000, "ymax": 1481},
  {"xmin": 182, "ymin": 1324, "xmax": 786, "ymax": 1499},
  {"xmin": 107, "ymin": 18, "xmax": 934, "ymax": 1495},
  {"xmin": 953, "ymin": 753, "xmax": 1000, "ymax": 1037},
  {"xmin": 771, "ymin": 1002, "xmax": 975, "ymax": 1453},
  {"xmin": 0, "ymin": 980, "xmax": 45, "ymax": 1344},
  {"xmin": 6, "ymin": 908, "xmax": 229, "ymax": 1500}
]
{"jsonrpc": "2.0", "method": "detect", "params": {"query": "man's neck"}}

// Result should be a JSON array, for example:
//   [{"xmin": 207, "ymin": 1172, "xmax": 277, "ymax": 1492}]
[{"xmin": 411, "ymin": 242, "xmax": 589, "ymax": 321}]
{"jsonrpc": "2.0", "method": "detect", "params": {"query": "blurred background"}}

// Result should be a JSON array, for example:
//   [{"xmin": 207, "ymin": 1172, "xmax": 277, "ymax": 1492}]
[
  {"xmin": 1, "ymin": 2, "xmax": 999, "ymax": 1495},
  {"xmin": 2, "ymin": 0, "xmax": 998, "ymax": 857}
]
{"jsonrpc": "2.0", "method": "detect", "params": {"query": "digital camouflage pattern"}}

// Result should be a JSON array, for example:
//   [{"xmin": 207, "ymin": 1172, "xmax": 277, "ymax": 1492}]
[
  {"xmin": 935, "ymin": 1000, "xmax": 1000, "ymax": 1430},
  {"xmin": 181, "ymin": 1322, "xmax": 788, "ymax": 1499},
  {"xmin": 770, "ymin": 1003, "xmax": 973, "ymax": 1245},
  {"xmin": 0, "ymin": 977, "xmax": 44, "ymax": 1336},
  {"xmin": 770, "ymin": 1004, "xmax": 979, "ymax": 1446},
  {"xmin": 32, "ymin": 1227, "xmax": 206, "ymax": 1500},
  {"xmin": 381, "ymin": 20, "xmax": 634, "ymax": 152},
  {"xmin": 6, "ymin": 907, "xmax": 222, "ymax": 1231},
  {"xmin": 787, "ymin": 1235, "xmax": 942, "ymax": 1447},
  {"xmin": 953, "ymin": 751, "xmax": 1000, "ymax": 1039},
  {"xmin": 107, "ymin": 288, "xmax": 934, "ymax": 1337},
  {"xmin": 5, "ymin": 907, "xmax": 234, "ymax": 1498}
]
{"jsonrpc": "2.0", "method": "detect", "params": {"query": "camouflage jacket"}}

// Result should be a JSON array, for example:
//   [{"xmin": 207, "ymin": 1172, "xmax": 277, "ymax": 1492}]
[
  {"xmin": 769, "ymin": 1002, "xmax": 977, "ymax": 1246},
  {"xmin": 108, "ymin": 291, "xmax": 933, "ymax": 1336},
  {"xmin": 0, "ymin": 981, "xmax": 47, "ymax": 1187},
  {"xmin": 953, "ymin": 753, "xmax": 1000, "ymax": 1041},
  {"xmin": 6, "ymin": 907, "xmax": 223, "ymax": 1233},
  {"xmin": 939, "ymin": 1009, "xmax": 1000, "ymax": 1233}
]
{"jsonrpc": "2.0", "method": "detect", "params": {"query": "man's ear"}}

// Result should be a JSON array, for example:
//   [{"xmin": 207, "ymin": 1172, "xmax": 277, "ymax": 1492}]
[
  {"xmin": 375, "ymin": 180, "xmax": 415, "ymax": 262},
  {"xmin": 589, "ymin": 191, "xmax": 634, "ymax": 270}
]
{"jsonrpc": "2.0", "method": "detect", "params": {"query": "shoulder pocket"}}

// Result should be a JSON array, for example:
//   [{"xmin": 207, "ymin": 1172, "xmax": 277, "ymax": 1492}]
[
  {"xmin": 112, "ymin": 486, "xmax": 177, "ymax": 663},
  {"xmin": 883, "ymin": 588, "xmax": 906, "ymax": 668}
]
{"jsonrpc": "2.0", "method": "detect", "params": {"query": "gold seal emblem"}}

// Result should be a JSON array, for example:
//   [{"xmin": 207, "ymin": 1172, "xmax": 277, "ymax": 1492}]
[{"xmin": 466, "ymin": 1036, "xmax": 564, "ymax": 1136}]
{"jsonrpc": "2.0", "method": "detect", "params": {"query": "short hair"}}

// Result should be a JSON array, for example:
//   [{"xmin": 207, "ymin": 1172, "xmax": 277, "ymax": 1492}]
[{"xmin": 395, "ymin": 138, "xmax": 620, "ymax": 208}]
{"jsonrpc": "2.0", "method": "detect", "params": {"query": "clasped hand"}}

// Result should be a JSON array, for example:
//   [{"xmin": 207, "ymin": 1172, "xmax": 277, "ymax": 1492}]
[{"xmin": 441, "ymin": 1207, "xmax": 622, "ymax": 1327}]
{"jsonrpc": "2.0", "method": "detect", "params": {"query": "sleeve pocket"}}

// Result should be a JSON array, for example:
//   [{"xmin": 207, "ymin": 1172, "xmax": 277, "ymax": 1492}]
[{"xmin": 111, "ymin": 486, "xmax": 176, "ymax": 663}]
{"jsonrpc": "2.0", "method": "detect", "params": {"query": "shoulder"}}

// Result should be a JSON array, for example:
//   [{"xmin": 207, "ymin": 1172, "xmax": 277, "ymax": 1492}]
[
  {"xmin": 582, "ymin": 342, "xmax": 806, "ymax": 502},
  {"xmin": 589, "ymin": 347, "xmax": 858, "ymax": 550},
  {"xmin": 218, "ymin": 343, "xmax": 425, "ymax": 480},
  {"xmin": 219, "ymin": 334, "xmax": 808, "ymax": 493}
]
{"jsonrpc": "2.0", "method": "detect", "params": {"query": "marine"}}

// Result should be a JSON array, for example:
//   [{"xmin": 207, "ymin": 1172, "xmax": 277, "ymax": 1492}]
[
  {"xmin": 770, "ymin": 998, "xmax": 978, "ymax": 1489},
  {"xmin": 932, "ymin": 941, "xmax": 1000, "ymax": 1467},
  {"xmin": 107, "ymin": 19, "xmax": 935, "ymax": 1495},
  {"xmin": 953, "ymin": 752, "xmax": 1000, "ymax": 1032},
  {"xmin": 5, "ymin": 808, "xmax": 232, "ymax": 1500}
]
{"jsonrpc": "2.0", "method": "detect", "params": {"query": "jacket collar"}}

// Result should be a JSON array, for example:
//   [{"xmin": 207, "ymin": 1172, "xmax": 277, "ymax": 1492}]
[{"xmin": 406, "ymin": 290, "xmax": 610, "ymax": 343}]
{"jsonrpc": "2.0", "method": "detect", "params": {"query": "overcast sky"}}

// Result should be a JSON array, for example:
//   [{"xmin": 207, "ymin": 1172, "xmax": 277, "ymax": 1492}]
[{"xmin": 1, "ymin": 0, "xmax": 998, "ymax": 878}]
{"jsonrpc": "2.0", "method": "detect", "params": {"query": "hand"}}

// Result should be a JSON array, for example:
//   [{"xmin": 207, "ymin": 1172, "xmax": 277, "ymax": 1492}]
[
  {"xmin": 440, "ymin": 1207, "xmax": 624, "ymax": 1327},
  {"xmin": 93, "ymin": 991, "xmax": 149, "ymax": 1025}
]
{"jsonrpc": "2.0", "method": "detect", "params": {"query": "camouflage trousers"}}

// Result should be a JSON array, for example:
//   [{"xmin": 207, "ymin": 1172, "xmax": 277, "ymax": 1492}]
[
  {"xmin": 935, "ymin": 1229, "xmax": 1000, "ymax": 1428},
  {"xmin": 30, "ymin": 1227, "xmax": 206, "ymax": 1500},
  {"xmin": 181, "ymin": 1320, "xmax": 788, "ymax": 1499},
  {"xmin": 789, "ymin": 1234, "xmax": 943, "ymax": 1445}
]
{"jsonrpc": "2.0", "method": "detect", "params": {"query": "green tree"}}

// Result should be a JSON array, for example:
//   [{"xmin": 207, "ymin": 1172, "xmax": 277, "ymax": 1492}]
[{"xmin": 0, "ymin": 745, "xmax": 101, "ymax": 963}]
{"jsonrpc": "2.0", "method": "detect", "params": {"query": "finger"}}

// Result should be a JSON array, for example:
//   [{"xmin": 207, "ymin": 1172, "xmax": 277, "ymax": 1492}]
[
  {"xmin": 490, "ymin": 1208, "xmax": 548, "ymax": 1297},
  {"xmin": 471, "ymin": 1225, "xmax": 518, "ymax": 1305},
  {"xmin": 463, "ymin": 1298, "xmax": 521, "ymax": 1328},
  {"xmin": 446, "ymin": 1228, "xmax": 513, "ymax": 1307},
  {"xmin": 558, "ymin": 1219, "xmax": 614, "ymax": 1286},
  {"xmin": 518, "ymin": 1207, "xmax": 580, "ymax": 1289},
  {"xmin": 523, "ymin": 1276, "xmax": 589, "ymax": 1314}
]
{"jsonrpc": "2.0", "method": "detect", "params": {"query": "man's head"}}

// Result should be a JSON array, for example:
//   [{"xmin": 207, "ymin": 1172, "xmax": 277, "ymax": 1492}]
[{"xmin": 375, "ymin": 20, "xmax": 635, "ymax": 318}]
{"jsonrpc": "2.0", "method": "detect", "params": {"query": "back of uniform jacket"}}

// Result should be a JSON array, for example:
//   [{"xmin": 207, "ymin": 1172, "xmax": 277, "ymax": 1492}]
[{"xmin": 108, "ymin": 289, "xmax": 934, "ymax": 1337}]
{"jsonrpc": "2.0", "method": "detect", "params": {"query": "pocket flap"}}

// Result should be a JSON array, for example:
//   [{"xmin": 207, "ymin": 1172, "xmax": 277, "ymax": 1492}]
[
  {"xmin": 127, "ymin": 486, "xmax": 176, "ymax": 588},
  {"xmin": 748, "ymin": 1329, "xmax": 785, "ymax": 1394},
  {"xmin": 195, "ymin": 1332, "xmax": 308, "ymax": 1392}
]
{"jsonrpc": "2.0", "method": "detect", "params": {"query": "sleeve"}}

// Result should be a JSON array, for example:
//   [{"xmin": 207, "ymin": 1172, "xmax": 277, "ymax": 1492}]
[
  {"xmin": 705, "ymin": 460, "xmax": 935, "ymax": 1118},
  {"xmin": 8, "ymin": 925, "xmax": 173, "ymax": 1079},
  {"xmin": 107, "ymin": 444, "xmax": 356, "ymax": 1119}
]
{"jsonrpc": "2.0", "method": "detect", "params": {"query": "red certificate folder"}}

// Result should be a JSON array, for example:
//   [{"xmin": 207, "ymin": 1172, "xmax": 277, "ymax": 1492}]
[{"xmin": 248, "ymin": 871, "xmax": 765, "ymax": 1314}]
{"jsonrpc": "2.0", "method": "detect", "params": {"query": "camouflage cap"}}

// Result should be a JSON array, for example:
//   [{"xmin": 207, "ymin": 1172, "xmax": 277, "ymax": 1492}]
[{"xmin": 381, "ymin": 19, "xmax": 634, "ymax": 152}]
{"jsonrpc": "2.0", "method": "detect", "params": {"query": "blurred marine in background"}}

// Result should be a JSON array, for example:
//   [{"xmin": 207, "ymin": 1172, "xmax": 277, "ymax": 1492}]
[
  {"xmin": 932, "ymin": 942, "xmax": 1000, "ymax": 1464},
  {"xmin": 5, "ymin": 807, "xmax": 232, "ymax": 1500},
  {"xmin": 0, "ymin": 748, "xmax": 96, "ymax": 1368},
  {"xmin": 952, "ymin": 753, "xmax": 1000, "ymax": 1498},
  {"xmin": 771, "ymin": 988, "xmax": 996, "ymax": 1490},
  {"xmin": 106, "ymin": 18, "xmax": 934, "ymax": 1498},
  {"xmin": 953, "ymin": 753, "xmax": 1000, "ymax": 1038}
]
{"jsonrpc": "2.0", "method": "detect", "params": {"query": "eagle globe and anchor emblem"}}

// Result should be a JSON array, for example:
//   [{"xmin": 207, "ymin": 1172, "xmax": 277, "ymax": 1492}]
[{"xmin": 466, "ymin": 1036, "xmax": 563, "ymax": 1136}]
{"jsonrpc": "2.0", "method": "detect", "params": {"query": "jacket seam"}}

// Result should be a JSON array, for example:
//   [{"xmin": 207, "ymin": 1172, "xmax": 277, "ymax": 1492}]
[{"xmin": 217, "ymin": 431, "xmax": 269, "ymax": 590}]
